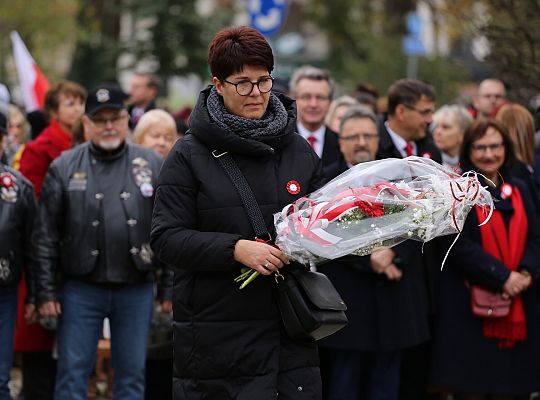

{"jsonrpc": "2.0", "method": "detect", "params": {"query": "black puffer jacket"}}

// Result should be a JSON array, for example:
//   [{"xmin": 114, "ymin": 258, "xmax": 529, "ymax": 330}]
[{"xmin": 151, "ymin": 87, "xmax": 325, "ymax": 400}]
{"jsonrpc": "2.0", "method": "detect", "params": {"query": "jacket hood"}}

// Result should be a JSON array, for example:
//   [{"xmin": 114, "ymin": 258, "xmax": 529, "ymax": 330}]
[{"xmin": 188, "ymin": 86, "xmax": 297, "ymax": 157}]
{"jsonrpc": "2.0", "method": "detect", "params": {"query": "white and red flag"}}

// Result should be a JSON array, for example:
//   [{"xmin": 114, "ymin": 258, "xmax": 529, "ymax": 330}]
[{"xmin": 10, "ymin": 31, "xmax": 49, "ymax": 112}]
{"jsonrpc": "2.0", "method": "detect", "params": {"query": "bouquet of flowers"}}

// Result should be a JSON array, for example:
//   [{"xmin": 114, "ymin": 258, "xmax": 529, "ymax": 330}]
[{"xmin": 274, "ymin": 156, "xmax": 493, "ymax": 264}]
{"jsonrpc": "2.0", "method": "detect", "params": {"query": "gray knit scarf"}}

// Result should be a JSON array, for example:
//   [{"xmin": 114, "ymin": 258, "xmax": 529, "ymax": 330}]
[{"xmin": 206, "ymin": 86, "xmax": 288, "ymax": 139}]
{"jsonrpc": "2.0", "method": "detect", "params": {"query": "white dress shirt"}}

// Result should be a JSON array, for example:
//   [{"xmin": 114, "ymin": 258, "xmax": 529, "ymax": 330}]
[
  {"xmin": 297, "ymin": 122, "xmax": 326, "ymax": 158},
  {"xmin": 385, "ymin": 121, "xmax": 416, "ymax": 157}
]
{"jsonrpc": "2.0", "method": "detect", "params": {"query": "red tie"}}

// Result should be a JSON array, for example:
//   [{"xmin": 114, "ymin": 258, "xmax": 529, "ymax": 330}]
[
  {"xmin": 307, "ymin": 135, "xmax": 317, "ymax": 150},
  {"xmin": 404, "ymin": 142, "xmax": 414, "ymax": 157}
]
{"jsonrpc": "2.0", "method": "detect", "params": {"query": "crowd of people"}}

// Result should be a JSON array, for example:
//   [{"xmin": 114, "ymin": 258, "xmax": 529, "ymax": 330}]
[{"xmin": 1, "ymin": 25, "xmax": 540, "ymax": 400}]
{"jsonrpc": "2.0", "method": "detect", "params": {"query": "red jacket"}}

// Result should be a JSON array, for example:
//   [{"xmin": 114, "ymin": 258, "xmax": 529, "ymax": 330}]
[
  {"xmin": 19, "ymin": 119, "xmax": 72, "ymax": 198},
  {"xmin": 14, "ymin": 119, "xmax": 72, "ymax": 352}
]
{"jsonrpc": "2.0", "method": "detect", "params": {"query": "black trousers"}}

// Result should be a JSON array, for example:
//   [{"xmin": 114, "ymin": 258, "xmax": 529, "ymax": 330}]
[
  {"xmin": 20, "ymin": 352, "xmax": 56, "ymax": 400},
  {"xmin": 145, "ymin": 358, "xmax": 173, "ymax": 400}
]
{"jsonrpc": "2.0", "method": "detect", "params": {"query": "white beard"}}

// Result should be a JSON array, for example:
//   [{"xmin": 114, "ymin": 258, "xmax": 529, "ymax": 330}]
[{"xmin": 98, "ymin": 138, "xmax": 122, "ymax": 150}]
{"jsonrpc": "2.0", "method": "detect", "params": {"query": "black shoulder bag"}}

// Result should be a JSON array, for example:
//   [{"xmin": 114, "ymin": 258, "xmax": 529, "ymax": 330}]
[{"xmin": 213, "ymin": 149, "xmax": 348, "ymax": 341}]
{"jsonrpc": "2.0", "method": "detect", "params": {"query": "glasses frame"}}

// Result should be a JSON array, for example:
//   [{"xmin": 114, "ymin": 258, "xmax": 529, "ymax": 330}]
[
  {"xmin": 296, "ymin": 94, "xmax": 331, "ymax": 103},
  {"xmin": 339, "ymin": 133, "xmax": 379, "ymax": 143},
  {"xmin": 403, "ymin": 104, "xmax": 435, "ymax": 117},
  {"xmin": 222, "ymin": 76, "xmax": 274, "ymax": 96},
  {"xmin": 470, "ymin": 142, "xmax": 505, "ymax": 154},
  {"xmin": 88, "ymin": 112, "xmax": 128, "ymax": 129}
]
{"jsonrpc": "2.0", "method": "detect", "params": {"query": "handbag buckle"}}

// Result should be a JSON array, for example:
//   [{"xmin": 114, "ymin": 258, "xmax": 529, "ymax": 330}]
[{"xmin": 274, "ymin": 270, "xmax": 284, "ymax": 283}]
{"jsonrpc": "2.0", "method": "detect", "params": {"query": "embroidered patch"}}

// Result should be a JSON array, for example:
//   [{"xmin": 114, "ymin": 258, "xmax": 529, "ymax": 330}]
[{"xmin": 0, "ymin": 172, "xmax": 18, "ymax": 203}]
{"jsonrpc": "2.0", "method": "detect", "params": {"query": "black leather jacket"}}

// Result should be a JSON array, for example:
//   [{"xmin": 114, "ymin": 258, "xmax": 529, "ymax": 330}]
[
  {"xmin": 34, "ymin": 141, "xmax": 172, "ymax": 305},
  {"xmin": 0, "ymin": 163, "xmax": 37, "ymax": 294}
]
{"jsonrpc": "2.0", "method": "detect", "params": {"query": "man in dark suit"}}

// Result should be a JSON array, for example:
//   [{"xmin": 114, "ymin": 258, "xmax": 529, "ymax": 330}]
[
  {"xmin": 289, "ymin": 65, "xmax": 342, "ymax": 167},
  {"xmin": 377, "ymin": 79, "xmax": 441, "ymax": 163},
  {"xmin": 319, "ymin": 105, "xmax": 430, "ymax": 400},
  {"xmin": 127, "ymin": 72, "xmax": 160, "ymax": 129},
  {"xmin": 377, "ymin": 79, "xmax": 442, "ymax": 400}
]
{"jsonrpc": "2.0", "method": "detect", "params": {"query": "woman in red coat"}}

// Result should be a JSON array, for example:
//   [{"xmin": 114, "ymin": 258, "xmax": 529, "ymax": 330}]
[{"xmin": 15, "ymin": 80, "xmax": 85, "ymax": 399}]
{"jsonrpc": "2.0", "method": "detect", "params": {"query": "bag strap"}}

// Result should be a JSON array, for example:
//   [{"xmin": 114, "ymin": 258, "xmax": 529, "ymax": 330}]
[{"xmin": 212, "ymin": 149, "xmax": 271, "ymax": 241}]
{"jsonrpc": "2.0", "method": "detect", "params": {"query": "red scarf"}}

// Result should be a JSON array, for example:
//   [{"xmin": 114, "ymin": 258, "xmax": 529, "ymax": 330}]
[{"xmin": 474, "ymin": 185, "xmax": 528, "ymax": 348}]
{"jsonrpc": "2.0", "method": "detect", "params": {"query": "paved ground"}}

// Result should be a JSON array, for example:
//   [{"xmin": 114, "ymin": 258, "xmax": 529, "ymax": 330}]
[{"xmin": 9, "ymin": 367, "xmax": 112, "ymax": 400}]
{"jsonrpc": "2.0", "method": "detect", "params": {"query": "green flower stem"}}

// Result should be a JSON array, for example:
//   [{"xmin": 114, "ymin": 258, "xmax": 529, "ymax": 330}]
[
  {"xmin": 234, "ymin": 269, "xmax": 253, "ymax": 282},
  {"xmin": 239, "ymin": 271, "xmax": 260, "ymax": 289}
]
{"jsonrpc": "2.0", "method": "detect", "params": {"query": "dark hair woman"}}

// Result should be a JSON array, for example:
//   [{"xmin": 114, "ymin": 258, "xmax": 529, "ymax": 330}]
[
  {"xmin": 151, "ymin": 26, "xmax": 325, "ymax": 399},
  {"xmin": 429, "ymin": 119, "xmax": 540, "ymax": 399}
]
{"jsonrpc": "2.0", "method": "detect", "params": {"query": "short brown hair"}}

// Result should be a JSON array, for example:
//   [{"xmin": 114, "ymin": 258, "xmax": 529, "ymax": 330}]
[
  {"xmin": 134, "ymin": 73, "xmax": 161, "ymax": 90},
  {"xmin": 44, "ymin": 80, "xmax": 86, "ymax": 117},
  {"xmin": 208, "ymin": 26, "xmax": 274, "ymax": 81},
  {"xmin": 461, "ymin": 118, "xmax": 516, "ymax": 170},
  {"xmin": 387, "ymin": 79, "xmax": 435, "ymax": 116}
]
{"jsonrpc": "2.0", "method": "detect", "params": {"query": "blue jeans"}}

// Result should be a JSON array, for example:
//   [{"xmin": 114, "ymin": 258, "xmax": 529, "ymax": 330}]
[
  {"xmin": 0, "ymin": 288, "xmax": 17, "ymax": 400},
  {"xmin": 54, "ymin": 280, "xmax": 153, "ymax": 400},
  {"xmin": 325, "ymin": 348, "xmax": 402, "ymax": 400}
]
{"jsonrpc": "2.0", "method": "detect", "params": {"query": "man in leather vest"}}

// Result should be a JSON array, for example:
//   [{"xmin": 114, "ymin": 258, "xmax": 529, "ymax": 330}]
[
  {"xmin": 34, "ymin": 84, "xmax": 167, "ymax": 400},
  {"xmin": 0, "ymin": 111, "xmax": 37, "ymax": 400}
]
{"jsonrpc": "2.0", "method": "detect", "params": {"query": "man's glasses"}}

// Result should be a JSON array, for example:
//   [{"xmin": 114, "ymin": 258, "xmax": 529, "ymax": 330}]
[
  {"xmin": 480, "ymin": 94, "xmax": 505, "ymax": 100},
  {"xmin": 89, "ymin": 113, "xmax": 127, "ymax": 129},
  {"xmin": 296, "ymin": 94, "xmax": 331, "ymax": 103},
  {"xmin": 222, "ymin": 77, "xmax": 274, "ymax": 96},
  {"xmin": 403, "ymin": 104, "xmax": 434, "ymax": 117},
  {"xmin": 339, "ymin": 133, "xmax": 379, "ymax": 143}
]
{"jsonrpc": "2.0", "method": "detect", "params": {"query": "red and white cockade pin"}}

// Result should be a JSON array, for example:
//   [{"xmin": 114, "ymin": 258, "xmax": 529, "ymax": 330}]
[
  {"xmin": 0, "ymin": 173, "xmax": 14, "ymax": 189},
  {"xmin": 500, "ymin": 183, "xmax": 513, "ymax": 200},
  {"xmin": 286, "ymin": 180, "xmax": 301, "ymax": 195}
]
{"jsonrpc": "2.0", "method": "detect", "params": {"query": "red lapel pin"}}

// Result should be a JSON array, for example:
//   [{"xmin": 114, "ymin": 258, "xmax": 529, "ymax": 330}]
[{"xmin": 286, "ymin": 180, "xmax": 301, "ymax": 195}]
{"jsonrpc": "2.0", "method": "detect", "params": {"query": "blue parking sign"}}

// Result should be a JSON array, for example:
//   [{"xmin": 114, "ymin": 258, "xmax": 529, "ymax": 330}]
[{"xmin": 247, "ymin": 0, "xmax": 288, "ymax": 38}]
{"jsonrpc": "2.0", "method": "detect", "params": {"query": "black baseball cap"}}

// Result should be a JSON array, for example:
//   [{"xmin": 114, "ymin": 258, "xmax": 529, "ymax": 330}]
[
  {"xmin": 0, "ymin": 112, "xmax": 7, "ymax": 136},
  {"xmin": 85, "ymin": 84, "xmax": 129, "ymax": 116}
]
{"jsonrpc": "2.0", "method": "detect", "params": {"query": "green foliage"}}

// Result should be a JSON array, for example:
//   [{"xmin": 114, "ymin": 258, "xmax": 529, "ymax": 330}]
[
  {"xmin": 479, "ymin": 0, "xmax": 540, "ymax": 103},
  {"xmin": 0, "ymin": 0, "xmax": 78, "ymax": 82},
  {"xmin": 304, "ymin": 0, "xmax": 469, "ymax": 104},
  {"xmin": 124, "ymin": 0, "xmax": 234, "ymax": 80},
  {"xmin": 425, "ymin": 0, "xmax": 540, "ymax": 103}
]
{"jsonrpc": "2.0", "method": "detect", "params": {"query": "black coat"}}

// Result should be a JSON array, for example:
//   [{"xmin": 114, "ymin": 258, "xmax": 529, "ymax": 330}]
[
  {"xmin": 376, "ymin": 122, "xmax": 442, "ymax": 164},
  {"xmin": 320, "ymin": 126, "xmax": 343, "ymax": 167},
  {"xmin": 377, "ymin": 123, "xmax": 444, "ymax": 314},
  {"xmin": 318, "ymin": 160, "xmax": 430, "ymax": 351},
  {"xmin": 0, "ymin": 164, "xmax": 36, "ymax": 292},
  {"xmin": 151, "ymin": 87, "xmax": 325, "ymax": 400},
  {"xmin": 429, "ymin": 177, "xmax": 540, "ymax": 395}
]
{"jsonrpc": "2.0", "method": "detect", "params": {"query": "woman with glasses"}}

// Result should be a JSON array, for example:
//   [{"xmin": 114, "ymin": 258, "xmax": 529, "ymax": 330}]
[
  {"xmin": 430, "ymin": 119, "xmax": 540, "ymax": 400},
  {"xmin": 151, "ymin": 26, "xmax": 325, "ymax": 399}
]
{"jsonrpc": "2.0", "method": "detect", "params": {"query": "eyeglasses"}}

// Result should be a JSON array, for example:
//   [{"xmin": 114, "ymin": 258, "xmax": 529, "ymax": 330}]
[
  {"xmin": 222, "ymin": 77, "xmax": 274, "ymax": 96},
  {"xmin": 403, "ymin": 104, "xmax": 434, "ymax": 117},
  {"xmin": 89, "ymin": 113, "xmax": 127, "ymax": 128},
  {"xmin": 296, "ymin": 94, "xmax": 331, "ymax": 102},
  {"xmin": 339, "ymin": 133, "xmax": 379, "ymax": 143},
  {"xmin": 471, "ymin": 142, "xmax": 504, "ymax": 153},
  {"xmin": 480, "ymin": 94, "xmax": 505, "ymax": 100}
]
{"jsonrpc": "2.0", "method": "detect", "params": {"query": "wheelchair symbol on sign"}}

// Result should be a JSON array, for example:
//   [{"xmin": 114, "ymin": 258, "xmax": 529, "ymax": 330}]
[{"xmin": 247, "ymin": 0, "xmax": 288, "ymax": 37}]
